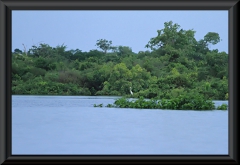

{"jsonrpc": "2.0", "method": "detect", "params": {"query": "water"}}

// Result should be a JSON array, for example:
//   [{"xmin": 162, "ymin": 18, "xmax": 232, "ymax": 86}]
[{"xmin": 12, "ymin": 95, "xmax": 228, "ymax": 155}]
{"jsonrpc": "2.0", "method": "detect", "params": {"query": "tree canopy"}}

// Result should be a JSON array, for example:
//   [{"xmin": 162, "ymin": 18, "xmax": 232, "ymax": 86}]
[{"xmin": 12, "ymin": 21, "xmax": 228, "ymax": 100}]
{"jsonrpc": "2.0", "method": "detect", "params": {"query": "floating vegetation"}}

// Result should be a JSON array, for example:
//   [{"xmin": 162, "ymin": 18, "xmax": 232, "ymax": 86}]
[
  {"xmin": 106, "ymin": 104, "xmax": 115, "ymax": 108},
  {"xmin": 94, "ymin": 103, "xmax": 103, "ymax": 107},
  {"xmin": 94, "ymin": 95, "xmax": 228, "ymax": 110},
  {"xmin": 216, "ymin": 103, "xmax": 228, "ymax": 110}
]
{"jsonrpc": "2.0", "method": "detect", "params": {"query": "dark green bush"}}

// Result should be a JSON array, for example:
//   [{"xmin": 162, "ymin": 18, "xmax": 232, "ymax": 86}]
[{"xmin": 29, "ymin": 67, "xmax": 46, "ymax": 77}]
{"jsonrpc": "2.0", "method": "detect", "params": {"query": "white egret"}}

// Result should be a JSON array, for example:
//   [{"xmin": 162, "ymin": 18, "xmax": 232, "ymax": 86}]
[{"xmin": 129, "ymin": 87, "xmax": 133, "ymax": 96}]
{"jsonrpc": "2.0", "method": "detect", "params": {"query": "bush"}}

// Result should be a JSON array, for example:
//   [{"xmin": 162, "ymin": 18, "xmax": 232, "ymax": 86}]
[
  {"xmin": 29, "ymin": 67, "xmax": 46, "ymax": 77},
  {"xmin": 57, "ymin": 83, "xmax": 91, "ymax": 95},
  {"xmin": 44, "ymin": 72, "xmax": 59, "ymax": 82},
  {"xmin": 58, "ymin": 70, "xmax": 82, "ymax": 84},
  {"xmin": 12, "ymin": 62, "xmax": 31, "ymax": 76},
  {"xmin": 22, "ymin": 72, "xmax": 35, "ymax": 81}
]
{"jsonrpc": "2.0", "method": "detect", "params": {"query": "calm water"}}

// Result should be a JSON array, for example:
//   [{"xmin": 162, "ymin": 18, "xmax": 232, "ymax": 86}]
[{"xmin": 12, "ymin": 95, "xmax": 228, "ymax": 155}]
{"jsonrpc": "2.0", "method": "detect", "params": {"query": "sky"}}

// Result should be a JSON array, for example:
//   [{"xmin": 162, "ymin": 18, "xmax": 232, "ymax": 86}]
[{"xmin": 12, "ymin": 10, "xmax": 228, "ymax": 53}]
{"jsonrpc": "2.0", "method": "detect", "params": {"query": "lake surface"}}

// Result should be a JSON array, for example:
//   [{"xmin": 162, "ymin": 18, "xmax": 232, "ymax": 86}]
[{"xmin": 12, "ymin": 95, "xmax": 228, "ymax": 155}]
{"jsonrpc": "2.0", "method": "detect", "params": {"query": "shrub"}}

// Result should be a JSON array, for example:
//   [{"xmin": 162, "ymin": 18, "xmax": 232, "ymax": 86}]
[
  {"xmin": 44, "ymin": 72, "xmax": 59, "ymax": 82},
  {"xmin": 29, "ymin": 67, "xmax": 46, "ymax": 77},
  {"xmin": 58, "ymin": 70, "xmax": 82, "ymax": 84}
]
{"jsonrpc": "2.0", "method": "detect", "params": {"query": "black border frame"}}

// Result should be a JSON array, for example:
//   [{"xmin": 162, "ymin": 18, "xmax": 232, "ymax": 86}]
[{"xmin": 0, "ymin": 0, "xmax": 239, "ymax": 164}]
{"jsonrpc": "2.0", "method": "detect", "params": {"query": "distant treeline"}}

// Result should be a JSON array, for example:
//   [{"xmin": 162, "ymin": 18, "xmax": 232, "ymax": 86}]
[{"xmin": 12, "ymin": 21, "xmax": 228, "ymax": 100}]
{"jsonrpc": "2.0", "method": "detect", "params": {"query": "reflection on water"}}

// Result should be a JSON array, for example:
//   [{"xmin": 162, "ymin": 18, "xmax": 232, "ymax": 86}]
[{"xmin": 12, "ymin": 95, "xmax": 228, "ymax": 155}]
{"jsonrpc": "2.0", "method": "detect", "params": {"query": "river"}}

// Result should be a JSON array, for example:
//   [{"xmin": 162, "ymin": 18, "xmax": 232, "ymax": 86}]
[{"xmin": 12, "ymin": 95, "xmax": 228, "ymax": 155}]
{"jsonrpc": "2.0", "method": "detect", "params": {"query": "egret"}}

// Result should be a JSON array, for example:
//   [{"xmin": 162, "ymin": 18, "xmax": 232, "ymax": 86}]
[{"xmin": 129, "ymin": 87, "xmax": 133, "ymax": 96}]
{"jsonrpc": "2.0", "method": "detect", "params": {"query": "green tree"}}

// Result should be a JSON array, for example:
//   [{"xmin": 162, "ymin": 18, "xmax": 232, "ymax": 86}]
[
  {"xmin": 13, "ymin": 48, "xmax": 23, "ymax": 54},
  {"xmin": 34, "ymin": 57, "xmax": 55, "ymax": 71},
  {"xmin": 145, "ymin": 21, "xmax": 196, "ymax": 52},
  {"xmin": 117, "ymin": 46, "xmax": 133, "ymax": 57},
  {"xmin": 28, "ymin": 43, "xmax": 53, "ymax": 58},
  {"xmin": 204, "ymin": 32, "xmax": 220, "ymax": 45},
  {"xmin": 95, "ymin": 39, "xmax": 113, "ymax": 54},
  {"xmin": 100, "ymin": 63, "xmax": 132, "ymax": 95},
  {"xmin": 196, "ymin": 32, "xmax": 220, "ymax": 54}
]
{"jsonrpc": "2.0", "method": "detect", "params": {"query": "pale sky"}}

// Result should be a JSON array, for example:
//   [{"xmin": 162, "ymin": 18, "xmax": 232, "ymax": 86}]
[{"xmin": 12, "ymin": 10, "xmax": 228, "ymax": 53}]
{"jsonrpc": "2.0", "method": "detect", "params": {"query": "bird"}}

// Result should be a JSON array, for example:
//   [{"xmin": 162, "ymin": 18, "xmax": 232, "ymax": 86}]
[{"xmin": 129, "ymin": 87, "xmax": 133, "ymax": 96}]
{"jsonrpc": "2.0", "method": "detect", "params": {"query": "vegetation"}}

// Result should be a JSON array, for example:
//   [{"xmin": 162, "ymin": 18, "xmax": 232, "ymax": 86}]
[
  {"xmin": 94, "ymin": 96, "xmax": 227, "ymax": 110},
  {"xmin": 216, "ymin": 104, "xmax": 228, "ymax": 110},
  {"xmin": 12, "ymin": 21, "xmax": 228, "ymax": 110}
]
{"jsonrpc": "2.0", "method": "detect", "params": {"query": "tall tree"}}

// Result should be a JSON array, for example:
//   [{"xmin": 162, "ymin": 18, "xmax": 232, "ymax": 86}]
[
  {"xmin": 95, "ymin": 39, "xmax": 113, "ymax": 54},
  {"xmin": 204, "ymin": 32, "xmax": 220, "ymax": 45},
  {"xmin": 145, "ymin": 21, "xmax": 196, "ymax": 52}
]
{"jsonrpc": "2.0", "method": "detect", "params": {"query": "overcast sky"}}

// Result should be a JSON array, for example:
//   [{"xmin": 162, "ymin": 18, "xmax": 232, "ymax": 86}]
[{"xmin": 12, "ymin": 10, "xmax": 228, "ymax": 53}]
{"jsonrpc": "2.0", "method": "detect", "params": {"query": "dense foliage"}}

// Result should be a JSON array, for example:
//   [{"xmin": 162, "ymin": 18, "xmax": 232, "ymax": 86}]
[{"xmin": 12, "ymin": 21, "xmax": 228, "ymax": 102}]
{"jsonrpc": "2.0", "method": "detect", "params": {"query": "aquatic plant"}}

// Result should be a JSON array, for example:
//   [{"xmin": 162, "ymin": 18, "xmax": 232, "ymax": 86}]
[
  {"xmin": 94, "ymin": 103, "xmax": 103, "ymax": 107},
  {"xmin": 94, "ymin": 94, "xmax": 227, "ymax": 110},
  {"xmin": 216, "ymin": 103, "xmax": 228, "ymax": 110},
  {"xmin": 106, "ymin": 104, "xmax": 114, "ymax": 107}
]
